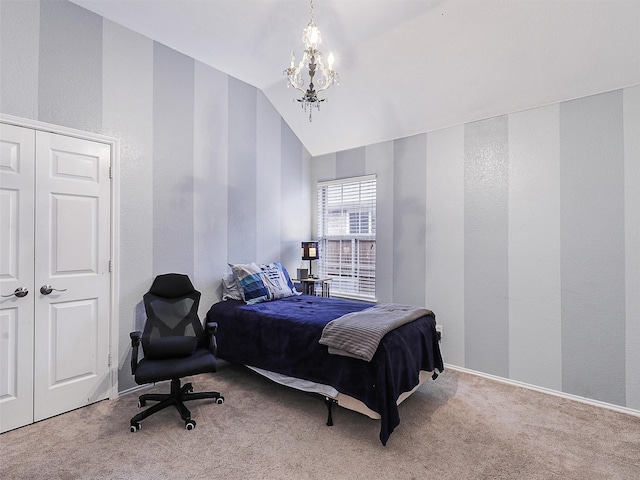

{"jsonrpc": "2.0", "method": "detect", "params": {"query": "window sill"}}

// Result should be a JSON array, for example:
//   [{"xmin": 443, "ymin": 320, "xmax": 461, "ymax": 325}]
[{"xmin": 331, "ymin": 293, "xmax": 377, "ymax": 304}]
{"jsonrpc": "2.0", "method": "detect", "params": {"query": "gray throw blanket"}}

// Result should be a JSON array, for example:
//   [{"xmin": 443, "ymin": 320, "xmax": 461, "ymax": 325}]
[{"xmin": 319, "ymin": 303, "xmax": 433, "ymax": 361}]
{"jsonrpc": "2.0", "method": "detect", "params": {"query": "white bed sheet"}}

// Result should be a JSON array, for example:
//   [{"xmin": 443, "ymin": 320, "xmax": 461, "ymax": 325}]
[{"xmin": 248, "ymin": 365, "xmax": 433, "ymax": 420}]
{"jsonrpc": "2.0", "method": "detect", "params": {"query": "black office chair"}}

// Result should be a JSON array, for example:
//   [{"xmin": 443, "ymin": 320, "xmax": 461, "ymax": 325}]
[{"xmin": 129, "ymin": 273, "xmax": 223, "ymax": 432}]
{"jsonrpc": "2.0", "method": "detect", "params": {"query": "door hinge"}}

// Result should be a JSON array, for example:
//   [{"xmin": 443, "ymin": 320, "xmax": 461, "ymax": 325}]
[
  {"xmin": 109, "ymin": 165, "xmax": 113, "ymax": 179},
  {"xmin": 109, "ymin": 260, "xmax": 113, "ymax": 272},
  {"xmin": 108, "ymin": 353, "xmax": 112, "ymax": 368}
]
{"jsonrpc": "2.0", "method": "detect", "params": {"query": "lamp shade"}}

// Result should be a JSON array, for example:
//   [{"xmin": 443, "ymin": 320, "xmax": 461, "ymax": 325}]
[{"xmin": 301, "ymin": 241, "xmax": 319, "ymax": 260}]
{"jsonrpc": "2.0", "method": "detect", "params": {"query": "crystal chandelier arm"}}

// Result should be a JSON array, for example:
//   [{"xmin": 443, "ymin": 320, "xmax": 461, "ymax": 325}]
[
  {"xmin": 284, "ymin": 51, "xmax": 311, "ymax": 92},
  {"xmin": 313, "ymin": 53, "xmax": 339, "ymax": 93}
]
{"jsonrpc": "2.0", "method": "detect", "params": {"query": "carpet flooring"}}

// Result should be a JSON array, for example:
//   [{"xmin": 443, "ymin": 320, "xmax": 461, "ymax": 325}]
[{"xmin": 1, "ymin": 362, "xmax": 639, "ymax": 479}]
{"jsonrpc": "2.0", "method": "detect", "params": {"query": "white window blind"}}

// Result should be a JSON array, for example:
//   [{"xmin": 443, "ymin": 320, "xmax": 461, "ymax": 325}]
[{"xmin": 317, "ymin": 175, "xmax": 376, "ymax": 300}]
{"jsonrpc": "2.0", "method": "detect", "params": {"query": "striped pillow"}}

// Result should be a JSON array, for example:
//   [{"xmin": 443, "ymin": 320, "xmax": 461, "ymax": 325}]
[{"xmin": 229, "ymin": 263, "xmax": 270, "ymax": 305}]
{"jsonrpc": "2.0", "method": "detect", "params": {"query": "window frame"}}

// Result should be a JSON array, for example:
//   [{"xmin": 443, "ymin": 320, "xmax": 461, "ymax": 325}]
[{"xmin": 316, "ymin": 174, "xmax": 377, "ymax": 301}]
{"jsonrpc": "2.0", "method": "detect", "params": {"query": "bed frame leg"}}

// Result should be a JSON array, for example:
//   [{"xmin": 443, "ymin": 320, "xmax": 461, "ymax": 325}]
[{"xmin": 325, "ymin": 397, "xmax": 335, "ymax": 426}]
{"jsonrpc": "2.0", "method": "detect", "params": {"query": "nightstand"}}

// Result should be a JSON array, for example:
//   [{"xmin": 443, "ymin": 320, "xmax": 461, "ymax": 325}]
[{"xmin": 294, "ymin": 277, "xmax": 332, "ymax": 297}]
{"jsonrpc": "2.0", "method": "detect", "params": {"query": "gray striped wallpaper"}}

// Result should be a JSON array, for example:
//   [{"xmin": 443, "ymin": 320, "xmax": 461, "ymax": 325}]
[
  {"xmin": 0, "ymin": 0, "xmax": 311, "ymax": 392},
  {"xmin": 2, "ymin": 0, "xmax": 639, "ymax": 413},
  {"xmin": 312, "ymin": 86, "xmax": 640, "ymax": 412}
]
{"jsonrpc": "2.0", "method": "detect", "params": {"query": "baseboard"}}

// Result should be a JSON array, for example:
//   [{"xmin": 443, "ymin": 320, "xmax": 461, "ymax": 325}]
[
  {"xmin": 445, "ymin": 363, "xmax": 640, "ymax": 419},
  {"xmin": 118, "ymin": 364, "xmax": 640, "ymax": 419}
]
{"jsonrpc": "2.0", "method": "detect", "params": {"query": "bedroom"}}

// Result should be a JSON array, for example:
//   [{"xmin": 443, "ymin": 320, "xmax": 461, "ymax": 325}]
[{"xmin": 0, "ymin": 0, "xmax": 638, "ymax": 470}]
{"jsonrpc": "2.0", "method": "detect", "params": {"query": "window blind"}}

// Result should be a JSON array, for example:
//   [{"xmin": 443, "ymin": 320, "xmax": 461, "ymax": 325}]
[{"xmin": 317, "ymin": 175, "xmax": 376, "ymax": 300}]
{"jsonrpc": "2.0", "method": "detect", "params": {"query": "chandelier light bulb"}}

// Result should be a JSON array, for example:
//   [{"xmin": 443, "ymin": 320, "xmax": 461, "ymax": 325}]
[
  {"xmin": 309, "ymin": 25, "xmax": 319, "ymax": 46},
  {"xmin": 327, "ymin": 52, "xmax": 335, "ymax": 70}
]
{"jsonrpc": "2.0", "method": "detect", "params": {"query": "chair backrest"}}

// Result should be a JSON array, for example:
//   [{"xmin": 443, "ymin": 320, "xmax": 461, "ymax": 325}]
[{"xmin": 142, "ymin": 274, "xmax": 205, "ymax": 351}]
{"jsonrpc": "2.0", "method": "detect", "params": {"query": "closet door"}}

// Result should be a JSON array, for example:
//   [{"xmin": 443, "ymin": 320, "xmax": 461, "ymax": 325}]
[
  {"xmin": 0, "ymin": 125, "xmax": 112, "ymax": 433},
  {"xmin": 33, "ymin": 132, "xmax": 111, "ymax": 421},
  {"xmin": 0, "ymin": 124, "xmax": 36, "ymax": 433}
]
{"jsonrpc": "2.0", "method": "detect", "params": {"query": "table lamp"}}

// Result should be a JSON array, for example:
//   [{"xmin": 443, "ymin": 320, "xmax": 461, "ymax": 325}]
[{"xmin": 301, "ymin": 241, "xmax": 319, "ymax": 278}]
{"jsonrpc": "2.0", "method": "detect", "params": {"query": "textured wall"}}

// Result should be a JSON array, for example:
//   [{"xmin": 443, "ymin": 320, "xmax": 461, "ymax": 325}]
[
  {"xmin": 559, "ymin": 92, "xmax": 626, "ymax": 405},
  {"xmin": 0, "ymin": 0, "xmax": 311, "ymax": 392},
  {"xmin": 312, "ymin": 86, "xmax": 640, "ymax": 411}
]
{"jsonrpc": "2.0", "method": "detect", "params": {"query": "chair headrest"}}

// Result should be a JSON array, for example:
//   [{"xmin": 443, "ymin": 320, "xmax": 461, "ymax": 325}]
[{"xmin": 148, "ymin": 274, "xmax": 196, "ymax": 298}]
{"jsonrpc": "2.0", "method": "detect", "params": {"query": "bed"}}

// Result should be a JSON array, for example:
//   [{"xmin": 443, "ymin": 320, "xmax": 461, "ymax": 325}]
[{"xmin": 205, "ymin": 293, "xmax": 444, "ymax": 445}]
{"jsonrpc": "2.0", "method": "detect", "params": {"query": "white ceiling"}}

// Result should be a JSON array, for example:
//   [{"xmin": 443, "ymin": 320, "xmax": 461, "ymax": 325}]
[{"xmin": 70, "ymin": 0, "xmax": 640, "ymax": 156}]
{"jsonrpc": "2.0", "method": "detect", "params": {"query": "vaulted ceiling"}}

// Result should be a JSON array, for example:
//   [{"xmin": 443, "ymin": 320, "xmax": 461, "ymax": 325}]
[{"xmin": 70, "ymin": 0, "xmax": 640, "ymax": 156}]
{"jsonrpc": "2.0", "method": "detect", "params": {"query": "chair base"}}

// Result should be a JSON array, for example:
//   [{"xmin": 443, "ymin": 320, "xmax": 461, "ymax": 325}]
[{"xmin": 129, "ymin": 378, "xmax": 223, "ymax": 431}]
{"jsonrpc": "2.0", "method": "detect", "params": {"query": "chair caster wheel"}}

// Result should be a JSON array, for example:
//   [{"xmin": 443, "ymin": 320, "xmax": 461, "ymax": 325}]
[
  {"xmin": 130, "ymin": 423, "xmax": 141, "ymax": 432},
  {"xmin": 138, "ymin": 399, "xmax": 146, "ymax": 408},
  {"xmin": 215, "ymin": 397, "xmax": 224, "ymax": 405},
  {"xmin": 185, "ymin": 420, "xmax": 196, "ymax": 430}
]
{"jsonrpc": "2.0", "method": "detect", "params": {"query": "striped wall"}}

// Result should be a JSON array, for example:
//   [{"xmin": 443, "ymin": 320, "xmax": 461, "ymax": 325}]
[
  {"xmin": 312, "ymin": 86, "xmax": 640, "ymax": 411},
  {"xmin": 0, "ymin": 0, "xmax": 311, "ymax": 392},
  {"xmin": 2, "ymin": 0, "xmax": 638, "ymax": 413}
]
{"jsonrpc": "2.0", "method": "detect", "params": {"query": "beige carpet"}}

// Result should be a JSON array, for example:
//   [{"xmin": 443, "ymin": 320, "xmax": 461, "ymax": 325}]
[{"xmin": 1, "ymin": 362, "xmax": 639, "ymax": 479}]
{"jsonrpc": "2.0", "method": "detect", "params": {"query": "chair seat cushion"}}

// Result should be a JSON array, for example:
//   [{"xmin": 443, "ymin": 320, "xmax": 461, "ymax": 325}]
[
  {"xmin": 135, "ymin": 348, "xmax": 217, "ymax": 384},
  {"xmin": 143, "ymin": 336, "xmax": 197, "ymax": 360}
]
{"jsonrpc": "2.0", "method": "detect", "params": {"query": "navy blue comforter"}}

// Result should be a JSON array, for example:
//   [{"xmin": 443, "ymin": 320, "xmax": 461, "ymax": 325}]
[{"xmin": 205, "ymin": 295, "xmax": 444, "ymax": 445}]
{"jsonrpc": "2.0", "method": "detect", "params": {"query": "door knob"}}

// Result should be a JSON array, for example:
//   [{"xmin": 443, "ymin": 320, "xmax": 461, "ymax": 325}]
[
  {"xmin": 40, "ymin": 285, "xmax": 67, "ymax": 295},
  {"xmin": 1, "ymin": 287, "xmax": 29, "ymax": 298}
]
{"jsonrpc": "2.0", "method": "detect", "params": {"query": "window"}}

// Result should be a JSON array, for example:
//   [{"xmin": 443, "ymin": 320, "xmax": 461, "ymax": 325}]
[{"xmin": 317, "ymin": 175, "xmax": 376, "ymax": 300}]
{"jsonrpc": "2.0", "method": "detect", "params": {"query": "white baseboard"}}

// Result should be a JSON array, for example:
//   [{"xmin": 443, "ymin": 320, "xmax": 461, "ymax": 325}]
[
  {"xmin": 118, "ymin": 364, "xmax": 640, "ymax": 419},
  {"xmin": 445, "ymin": 363, "xmax": 640, "ymax": 419}
]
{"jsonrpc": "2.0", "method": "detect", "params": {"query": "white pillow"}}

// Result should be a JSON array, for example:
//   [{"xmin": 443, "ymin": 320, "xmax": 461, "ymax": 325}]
[{"xmin": 221, "ymin": 273, "xmax": 243, "ymax": 301}]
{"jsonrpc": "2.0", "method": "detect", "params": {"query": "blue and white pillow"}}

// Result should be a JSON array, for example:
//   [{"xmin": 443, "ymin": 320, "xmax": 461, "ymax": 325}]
[
  {"xmin": 229, "ymin": 262, "xmax": 299, "ymax": 304},
  {"xmin": 229, "ymin": 263, "xmax": 270, "ymax": 305},
  {"xmin": 260, "ymin": 262, "xmax": 298, "ymax": 299}
]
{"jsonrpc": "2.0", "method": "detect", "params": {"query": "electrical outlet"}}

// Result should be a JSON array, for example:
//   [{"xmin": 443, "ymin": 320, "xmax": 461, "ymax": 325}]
[{"xmin": 435, "ymin": 324, "xmax": 443, "ymax": 341}]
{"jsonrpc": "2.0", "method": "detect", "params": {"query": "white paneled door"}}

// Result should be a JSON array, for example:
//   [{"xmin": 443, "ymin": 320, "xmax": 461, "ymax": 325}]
[
  {"xmin": 0, "ymin": 124, "xmax": 35, "ymax": 432},
  {"xmin": 0, "ymin": 124, "xmax": 112, "ymax": 433}
]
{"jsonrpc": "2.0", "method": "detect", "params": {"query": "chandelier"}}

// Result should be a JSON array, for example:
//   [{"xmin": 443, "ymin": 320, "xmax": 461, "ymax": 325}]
[{"xmin": 284, "ymin": 0, "xmax": 339, "ymax": 122}]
